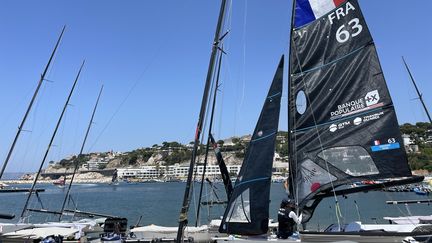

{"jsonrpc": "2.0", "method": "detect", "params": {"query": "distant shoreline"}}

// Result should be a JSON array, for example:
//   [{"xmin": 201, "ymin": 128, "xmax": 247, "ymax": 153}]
[{"xmin": 1, "ymin": 178, "xmax": 112, "ymax": 184}]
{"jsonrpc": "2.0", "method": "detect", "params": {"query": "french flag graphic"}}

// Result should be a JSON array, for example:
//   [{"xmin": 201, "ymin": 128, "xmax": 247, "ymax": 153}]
[
  {"xmin": 295, "ymin": 0, "xmax": 345, "ymax": 28},
  {"xmin": 374, "ymin": 140, "xmax": 381, "ymax": 146}
]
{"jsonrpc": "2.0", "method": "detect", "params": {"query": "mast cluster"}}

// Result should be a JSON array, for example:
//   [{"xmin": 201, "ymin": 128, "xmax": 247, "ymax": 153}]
[{"xmin": 0, "ymin": 27, "xmax": 105, "ymax": 222}]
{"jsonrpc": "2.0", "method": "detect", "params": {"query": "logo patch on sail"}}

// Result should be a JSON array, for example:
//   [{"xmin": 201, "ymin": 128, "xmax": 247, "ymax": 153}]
[
  {"xmin": 330, "ymin": 90, "xmax": 384, "ymax": 120},
  {"xmin": 329, "ymin": 111, "xmax": 385, "ymax": 133},
  {"xmin": 371, "ymin": 138, "xmax": 400, "ymax": 152},
  {"xmin": 365, "ymin": 90, "xmax": 380, "ymax": 106}
]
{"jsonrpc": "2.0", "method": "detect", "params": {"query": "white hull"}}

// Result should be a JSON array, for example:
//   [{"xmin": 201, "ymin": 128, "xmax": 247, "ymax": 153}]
[
  {"xmin": 130, "ymin": 224, "xmax": 217, "ymax": 243},
  {"xmin": 0, "ymin": 219, "xmax": 104, "ymax": 242},
  {"xmin": 300, "ymin": 232, "xmax": 431, "ymax": 243},
  {"xmin": 215, "ymin": 233, "xmax": 430, "ymax": 243}
]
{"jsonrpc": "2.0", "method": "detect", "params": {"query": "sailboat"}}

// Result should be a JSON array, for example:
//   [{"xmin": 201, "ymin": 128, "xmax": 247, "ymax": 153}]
[
  {"xmin": 1, "ymin": 89, "xmax": 114, "ymax": 243},
  {"xmin": 288, "ymin": 0, "xmax": 432, "ymax": 241},
  {"xmin": 0, "ymin": 27, "xmax": 65, "ymax": 201},
  {"xmin": 218, "ymin": 57, "xmax": 283, "ymax": 236},
  {"xmin": 212, "ymin": 0, "xmax": 432, "ymax": 242},
  {"xmin": 110, "ymin": 169, "xmax": 119, "ymax": 185}
]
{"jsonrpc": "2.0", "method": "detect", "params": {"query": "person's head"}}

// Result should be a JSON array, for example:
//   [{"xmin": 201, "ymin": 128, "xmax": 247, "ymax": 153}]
[{"xmin": 280, "ymin": 199, "xmax": 295, "ymax": 209}]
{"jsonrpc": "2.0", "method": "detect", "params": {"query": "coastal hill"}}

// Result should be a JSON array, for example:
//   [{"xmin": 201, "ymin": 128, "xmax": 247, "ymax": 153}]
[
  {"xmin": 44, "ymin": 131, "xmax": 289, "ymax": 175},
  {"xmin": 33, "ymin": 123, "xmax": 431, "ymax": 182}
]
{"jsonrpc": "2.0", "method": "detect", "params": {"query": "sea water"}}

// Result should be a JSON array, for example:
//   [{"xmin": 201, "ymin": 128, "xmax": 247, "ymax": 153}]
[{"xmin": 0, "ymin": 182, "xmax": 430, "ymax": 231}]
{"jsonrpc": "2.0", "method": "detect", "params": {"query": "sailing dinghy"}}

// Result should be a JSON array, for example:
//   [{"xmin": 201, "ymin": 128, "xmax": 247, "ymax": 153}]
[
  {"xmin": 215, "ymin": 0, "xmax": 432, "ymax": 242},
  {"xmin": 287, "ymin": 0, "xmax": 431, "ymax": 242}
]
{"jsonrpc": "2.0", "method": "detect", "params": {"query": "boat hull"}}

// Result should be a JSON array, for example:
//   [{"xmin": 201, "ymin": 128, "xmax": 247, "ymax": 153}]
[{"xmin": 300, "ymin": 231, "xmax": 432, "ymax": 243}]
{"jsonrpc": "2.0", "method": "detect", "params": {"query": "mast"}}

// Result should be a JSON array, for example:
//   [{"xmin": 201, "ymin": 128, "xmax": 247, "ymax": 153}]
[
  {"xmin": 0, "ymin": 26, "xmax": 65, "ymax": 180},
  {"xmin": 176, "ymin": 0, "xmax": 227, "ymax": 241},
  {"xmin": 19, "ymin": 60, "xmax": 85, "ymax": 221},
  {"xmin": 287, "ymin": 0, "xmax": 296, "ymax": 200},
  {"xmin": 402, "ymin": 57, "xmax": 432, "ymax": 123},
  {"xmin": 195, "ymin": 48, "xmax": 224, "ymax": 227},
  {"xmin": 59, "ymin": 85, "xmax": 104, "ymax": 221}
]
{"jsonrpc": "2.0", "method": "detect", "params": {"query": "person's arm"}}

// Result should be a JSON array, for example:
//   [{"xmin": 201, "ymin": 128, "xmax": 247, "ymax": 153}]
[
  {"xmin": 284, "ymin": 180, "xmax": 290, "ymax": 194},
  {"xmin": 288, "ymin": 211, "xmax": 303, "ymax": 224}
]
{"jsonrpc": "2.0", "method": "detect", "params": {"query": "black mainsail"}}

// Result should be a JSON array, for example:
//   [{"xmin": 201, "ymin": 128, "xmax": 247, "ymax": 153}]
[
  {"xmin": 288, "ymin": 0, "xmax": 422, "ymax": 223},
  {"xmin": 219, "ymin": 57, "xmax": 283, "ymax": 235}
]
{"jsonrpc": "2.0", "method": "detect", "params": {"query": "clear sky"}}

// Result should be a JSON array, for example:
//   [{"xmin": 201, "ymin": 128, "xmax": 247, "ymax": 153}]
[{"xmin": 0, "ymin": 0, "xmax": 431, "ymax": 173}]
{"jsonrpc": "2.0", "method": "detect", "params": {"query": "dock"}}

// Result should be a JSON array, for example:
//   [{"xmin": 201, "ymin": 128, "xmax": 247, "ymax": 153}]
[{"xmin": 0, "ymin": 188, "xmax": 45, "ymax": 193}]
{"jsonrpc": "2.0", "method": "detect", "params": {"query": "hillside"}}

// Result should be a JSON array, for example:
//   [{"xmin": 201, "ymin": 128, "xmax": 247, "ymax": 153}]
[
  {"xmin": 46, "ymin": 132, "xmax": 289, "ymax": 173},
  {"xmin": 45, "ymin": 124, "xmax": 432, "ymax": 173}
]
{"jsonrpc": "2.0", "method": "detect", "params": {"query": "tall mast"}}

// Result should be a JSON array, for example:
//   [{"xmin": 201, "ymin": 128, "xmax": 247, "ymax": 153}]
[
  {"xmin": 195, "ymin": 48, "xmax": 224, "ymax": 227},
  {"xmin": 19, "ymin": 61, "xmax": 85, "ymax": 221},
  {"xmin": 176, "ymin": 0, "xmax": 227, "ymax": 241},
  {"xmin": 287, "ymin": 0, "xmax": 296, "ymax": 199},
  {"xmin": 0, "ymin": 26, "xmax": 66, "ymax": 180},
  {"xmin": 402, "ymin": 57, "xmax": 432, "ymax": 124},
  {"xmin": 59, "ymin": 85, "xmax": 103, "ymax": 221}
]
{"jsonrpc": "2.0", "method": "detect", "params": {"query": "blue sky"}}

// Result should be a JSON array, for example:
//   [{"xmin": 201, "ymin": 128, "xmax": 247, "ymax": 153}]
[{"xmin": 0, "ymin": 0, "xmax": 431, "ymax": 173}]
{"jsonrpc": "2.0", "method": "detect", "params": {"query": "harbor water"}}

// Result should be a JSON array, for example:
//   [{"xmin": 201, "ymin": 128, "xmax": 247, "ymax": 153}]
[{"xmin": 0, "ymin": 182, "xmax": 431, "ymax": 231}]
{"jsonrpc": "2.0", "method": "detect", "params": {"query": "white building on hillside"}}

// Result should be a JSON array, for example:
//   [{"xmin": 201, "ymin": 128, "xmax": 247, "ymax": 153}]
[{"xmin": 117, "ymin": 164, "xmax": 241, "ymax": 179}]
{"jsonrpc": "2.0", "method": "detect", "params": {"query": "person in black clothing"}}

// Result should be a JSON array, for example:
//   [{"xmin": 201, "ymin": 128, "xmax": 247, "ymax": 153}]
[{"xmin": 277, "ymin": 199, "xmax": 302, "ymax": 239}]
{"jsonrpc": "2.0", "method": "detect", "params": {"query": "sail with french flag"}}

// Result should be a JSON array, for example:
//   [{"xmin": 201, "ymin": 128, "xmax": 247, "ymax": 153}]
[{"xmin": 295, "ymin": 0, "xmax": 345, "ymax": 28}]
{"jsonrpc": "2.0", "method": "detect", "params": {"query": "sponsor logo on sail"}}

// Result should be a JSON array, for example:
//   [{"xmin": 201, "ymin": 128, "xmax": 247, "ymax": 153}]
[
  {"xmin": 329, "ymin": 121, "xmax": 351, "ymax": 132},
  {"xmin": 329, "ymin": 124, "xmax": 338, "ymax": 132},
  {"xmin": 365, "ymin": 90, "xmax": 380, "ymax": 106},
  {"xmin": 330, "ymin": 90, "xmax": 384, "ymax": 120},
  {"xmin": 363, "ymin": 111, "xmax": 384, "ymax": 122},
  {"xmin": 353, "ymin": 117, "xmax": 362, "ymax": 125},
  {"xmin": 329, "ymin": 111, "xmax": 385, "ymax": 132}
]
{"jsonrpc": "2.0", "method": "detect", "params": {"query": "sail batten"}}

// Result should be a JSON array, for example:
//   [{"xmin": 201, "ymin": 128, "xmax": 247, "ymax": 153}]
[
  {"xmin": 289, "ymin": 0, "xmax": 414, "ymax": 223},
  {"xmin": 219, "ymin": 56, "xmax": 284, "ymax": 235}
]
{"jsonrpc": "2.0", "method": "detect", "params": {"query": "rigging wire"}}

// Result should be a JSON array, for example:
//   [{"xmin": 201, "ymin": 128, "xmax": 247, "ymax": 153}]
[
  {"xmin": 86, "ymin": 48, "xmax": 160, "ymax": 153},
  {"xmin": 233, "ymin": 0, "xmax": 248, "ymax": 137},
  {"xmin": 193, "ymin": 47, "xmax": 222, "ymax": 226},
  {"xmin": 239, "ymin": 0, "xmax": 247, "ymax": 113},
  {"xmin": 0, "ymin": 85, "xmax": 35, "ymax": 129},
  {"xmin": 16, "ymin": 81, "xmax": 49, "ymax": 174},
  {"xmin": 86, "ymin": 1, "xmax": 193, "ymax": 153},
  {"xmin": 193, "ymin": 0, "xmax": 233, "ymax": 221},
  {"xmin": 216, "ymin": 0, "xmax": 232, "ymax": 141}
]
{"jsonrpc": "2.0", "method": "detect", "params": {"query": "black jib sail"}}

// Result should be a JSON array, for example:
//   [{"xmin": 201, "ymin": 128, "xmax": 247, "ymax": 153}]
[
  {"xmin": 219, "ymin": 56, "xmax": 283, "ymax": 235},
  {"xmin": 288, "ymin": 0, "xmax": 421, "ymax": 223}
]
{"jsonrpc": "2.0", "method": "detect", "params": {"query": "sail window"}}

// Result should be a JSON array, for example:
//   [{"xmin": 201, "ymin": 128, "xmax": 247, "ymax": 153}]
[
  {"xmin": 296, "ymin": 90, "xmax": 307, "ymax": 114},
  {"xmin": 226, "ymin": 188, "xmax": 251, "ymax": 223},
  {"xmin": 299, "ymin": 159, "xmax": 337, "ymax": 199},
  {"xmin": 318, "ymin": 147, "xmax": 379, "ymax": 176}
]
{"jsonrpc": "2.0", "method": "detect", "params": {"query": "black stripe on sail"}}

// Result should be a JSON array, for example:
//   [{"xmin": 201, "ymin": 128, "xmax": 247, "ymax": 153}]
[{"xmin": 219, "ymin": 56, "xmax": 283, "ymax": 235}]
